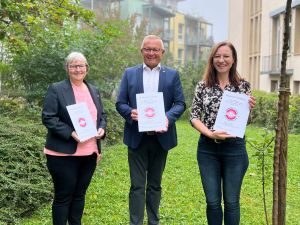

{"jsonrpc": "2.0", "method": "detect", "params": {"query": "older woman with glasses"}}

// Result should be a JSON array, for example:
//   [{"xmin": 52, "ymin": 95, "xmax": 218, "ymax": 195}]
[{"xmin": 42, "ymin": 52, "xmax": 106, "ymax": 225}]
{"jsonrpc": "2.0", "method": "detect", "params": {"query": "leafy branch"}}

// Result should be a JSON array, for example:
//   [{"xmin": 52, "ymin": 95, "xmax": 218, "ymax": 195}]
[{"xmin": 247, "ymin": 131, "xmax": 275, "ymax": 225}]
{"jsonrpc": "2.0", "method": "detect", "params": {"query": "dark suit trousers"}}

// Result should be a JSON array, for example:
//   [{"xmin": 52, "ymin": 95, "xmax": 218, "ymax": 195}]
[
  {"xmin": 128, "ymin": 134, "xmax": 168, "ymax": 225},
  {"xmin": 46, "ymin": 154, "xmax": 97, "ymax": 225}
]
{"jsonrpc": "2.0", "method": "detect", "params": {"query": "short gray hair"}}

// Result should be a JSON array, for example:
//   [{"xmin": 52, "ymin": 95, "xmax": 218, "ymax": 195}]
[
  {"xmin": 140, "ymin": 35, "xmax": 164, "ymax": 50},
  {"xmin": 65, "ymin": 52, "xmax": 88, "ymax": 69}
]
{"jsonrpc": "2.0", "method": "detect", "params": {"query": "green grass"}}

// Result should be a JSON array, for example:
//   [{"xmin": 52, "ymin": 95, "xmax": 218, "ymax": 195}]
[{"xmin": 20, "ymin": 121, "xmax": 300, "ymax": 225}]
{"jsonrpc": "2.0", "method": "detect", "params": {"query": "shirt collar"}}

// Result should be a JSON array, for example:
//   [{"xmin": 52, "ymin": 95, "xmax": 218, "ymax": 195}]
[{"xmin": 143, "ymin": 63, "xmax": 161, "ymax": 72}]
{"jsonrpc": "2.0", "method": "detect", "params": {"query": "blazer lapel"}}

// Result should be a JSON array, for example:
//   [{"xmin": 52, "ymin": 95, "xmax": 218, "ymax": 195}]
[
  {"xmin": 158, "ymin": 66, "xmax": 166, "ymax": 92},
  {"xmin": 86, "ymin": 82, "xmax": 101, "ymax": 111},
  {"xmin": 137, "ymin": 65, "xmax": 144, "ymax": 93},
  {"xmin": 62, "ymin": 79, "xmax": 76, "ymax": 106}
]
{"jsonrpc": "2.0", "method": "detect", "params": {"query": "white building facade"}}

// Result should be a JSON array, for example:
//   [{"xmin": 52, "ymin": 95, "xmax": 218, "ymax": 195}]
[{"xmin": 229, "ymin": 0, "xmax": 300, "ymax": 95}]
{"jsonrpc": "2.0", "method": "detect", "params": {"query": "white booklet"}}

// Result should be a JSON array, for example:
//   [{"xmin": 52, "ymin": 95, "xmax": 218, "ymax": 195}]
[
  {"xmin": 213, "ymin": 91, "xmax": 250, "ymax": 138},
  {"xmin": 66, "ymin": 102, "xmax": 97, "ymax": 142},
  {"xmin": 136, "ymin": 92, "xmax": 166, "ymax": 132}
]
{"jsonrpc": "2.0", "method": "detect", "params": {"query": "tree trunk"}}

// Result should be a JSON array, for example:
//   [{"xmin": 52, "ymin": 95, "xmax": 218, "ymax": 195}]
[{"xmin": 272, "ymin": 1, "xmax": 292, "ymax": 225}]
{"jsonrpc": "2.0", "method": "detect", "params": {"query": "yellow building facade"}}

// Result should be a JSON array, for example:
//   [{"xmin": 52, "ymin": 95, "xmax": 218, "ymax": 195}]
[
  {"xmin": 170, "ymin": 12, "xmax": 213, "ymax": 65},
  {"xmin": 169, "ymin": 12, "xmax": 186, "ymax": 64}
]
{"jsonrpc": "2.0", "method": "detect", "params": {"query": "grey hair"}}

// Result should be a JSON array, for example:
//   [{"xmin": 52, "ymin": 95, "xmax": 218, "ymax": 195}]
[
  {"xmin": 65, "ymin": 52, "xmax": 88, "ymax": 70},
  {"xmin": 140, "ymin": 35, "xmax": 164, "ymax": 50}
]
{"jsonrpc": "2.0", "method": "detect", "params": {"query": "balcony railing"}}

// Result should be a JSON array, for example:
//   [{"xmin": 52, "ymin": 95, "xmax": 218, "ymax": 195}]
[
  {"xmin": 185, "ymin": 35, "xmax": 214, "ymax": 47},
  {"xmin": 262, "ymin": 54, "xmax": 293, "ymax": 75},
  {"xmin": 162, "ymin": 30, "xmax": 173, "ymax": 41}
]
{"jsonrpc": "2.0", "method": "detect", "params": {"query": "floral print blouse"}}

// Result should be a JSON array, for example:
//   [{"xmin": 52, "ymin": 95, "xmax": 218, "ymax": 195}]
[{"xmin": 190, "ymin": 80, "xmax": 251, "ymax": 130}]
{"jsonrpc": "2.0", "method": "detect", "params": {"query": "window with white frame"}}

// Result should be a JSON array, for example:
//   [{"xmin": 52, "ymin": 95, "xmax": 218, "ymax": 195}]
[
  {"xmin": 294, "ymin": 7, "xmax": 300, "ymax": 54},
  {"xmin": 271, "ymin": 15, "xmax": 281, "ymax": 71},
  {"xmin": 177, "ymin": 49, "xmax": 183, "ymax": 64},
  {"xmin": 178, "ymin": 23, "xmax": 184, "ymax": 41},
  {"xmin": 293, "ymin": 81, "xmax": 300, "ymax": 95},
  {"xmin": 271, "ymin": 80, "xmax": 279, "ymax": 92},
  {"xmin": 288, "ymin": 11, "xmax": 292, "ymax": 53}
]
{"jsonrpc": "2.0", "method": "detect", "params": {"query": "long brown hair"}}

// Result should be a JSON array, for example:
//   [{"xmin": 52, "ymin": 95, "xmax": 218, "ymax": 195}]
[{"xmin": 203, "ymin": 41, "xmax": 241, "ymax": 87}]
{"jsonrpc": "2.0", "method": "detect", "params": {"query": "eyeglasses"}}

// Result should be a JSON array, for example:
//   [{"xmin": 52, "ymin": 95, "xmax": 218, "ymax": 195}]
[
  {"xmin": 142, "ymin": 48, "xmax": 162, "ymax": 53},
  {"xmin": 69, "ymin": 64, "xmax": 86, "ymax": 70}
]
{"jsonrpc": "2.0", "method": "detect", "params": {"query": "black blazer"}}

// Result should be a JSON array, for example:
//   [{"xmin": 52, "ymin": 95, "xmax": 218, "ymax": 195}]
[{"xmin": 42, "ymin": 79, "xmax": 107, "ymax": 154}]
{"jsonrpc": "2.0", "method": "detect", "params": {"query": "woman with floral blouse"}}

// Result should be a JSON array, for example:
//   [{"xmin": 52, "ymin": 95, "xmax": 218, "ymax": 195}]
[{"xmin": 190, "ymin": 41, "xmax": 256, "ymax": 225}]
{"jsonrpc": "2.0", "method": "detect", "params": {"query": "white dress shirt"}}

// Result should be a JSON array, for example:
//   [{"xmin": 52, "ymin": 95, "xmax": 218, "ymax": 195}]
[{"xmin": 143, "ymin": 63, "xmax": 161, "ymax": 93}]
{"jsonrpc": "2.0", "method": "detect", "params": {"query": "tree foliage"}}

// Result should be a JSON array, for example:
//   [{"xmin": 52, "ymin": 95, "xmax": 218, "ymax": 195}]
[
  {"xmin": 0, "ymin": 0, "xmax": 94, "ymax": 52},
  {"xmin": 247, "ymin": 131, "xmax": 275, "ymax": 225},
  {"xmin": 3, "ymin": 15, "xmax": 146, "ymax": 102},
  {"xmin": 176, "ymin": 61, "xmax": 206, "ymax": 118}
]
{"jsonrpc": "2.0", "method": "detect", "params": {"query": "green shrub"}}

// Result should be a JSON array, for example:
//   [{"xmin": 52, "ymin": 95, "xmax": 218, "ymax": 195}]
[
  {"xmin": 0, "ymin": 96, "xmax": 123, "ymax": 224},
  {"xmin": 0, "ymin": 99, "xmax": 51, "ymax": 224},
  {"xmin": 251, "ymin": 91, "xmax": 278, "ymax": 130},
  {"xmin": 251, "ymin": 91, "xmax": 300, "ymax": 133},
  {"xmin": 288, "ymin": 95, "xmax": 300, "ymax": 133},
  {"xmin": 176, "ymin": 62, "xmax": 205, "ymax": 120},
  {"xmin": 102, "ymin": 98, "xmax": 123, "ymax": 146},
  {"xmin": 0, "ymin": 96, "xmax": 41, "ymax": 120}
]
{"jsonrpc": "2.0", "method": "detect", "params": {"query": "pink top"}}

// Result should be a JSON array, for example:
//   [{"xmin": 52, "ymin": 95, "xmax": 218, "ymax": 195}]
[{"xmin": 44, "ymin": 83, "xmax": 99, "ymax": 156}]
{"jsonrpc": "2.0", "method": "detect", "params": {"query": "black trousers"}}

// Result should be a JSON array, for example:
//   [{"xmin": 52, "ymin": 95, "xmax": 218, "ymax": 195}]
[
  {"xmin": 46, "ymin": 153, "xmax": 97, "ymax": 225},
  {"xmin": 128, "ymin": 134, "xmax": 168, "ymax": 225}
]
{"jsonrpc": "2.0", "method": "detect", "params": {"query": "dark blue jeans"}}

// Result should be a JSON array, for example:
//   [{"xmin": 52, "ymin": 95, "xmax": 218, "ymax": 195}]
[{"xmin": 197, "ymin": 135, "xmax": 249, "ymax": 225}]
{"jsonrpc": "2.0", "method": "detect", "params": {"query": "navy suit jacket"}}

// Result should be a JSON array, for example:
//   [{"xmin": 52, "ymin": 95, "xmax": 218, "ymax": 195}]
[
  {"xmin": 42, "ymin": 79, "xmax": 107, "ymax": 154},
  {"xmin": 116, "ymin": 64, "xmax": 186, "ymax": 151}
]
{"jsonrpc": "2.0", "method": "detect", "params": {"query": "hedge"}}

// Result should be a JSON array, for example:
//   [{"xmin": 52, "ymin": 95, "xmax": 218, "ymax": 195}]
[
  {"xmin": 0, "ymin": 97, "xmax": 51, "ymax": 224},
  {"xmin": 251, "ymin": 91, "xmax": 300, "ymax": 133},
  {"xmin": 0, "ymin": 96, "xmax": 123, "ymax": 224}
]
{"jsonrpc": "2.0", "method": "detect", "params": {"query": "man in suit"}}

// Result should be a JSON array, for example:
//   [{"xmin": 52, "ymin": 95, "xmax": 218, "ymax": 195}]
[{"xmin": 116, "ymin": 35, "xmax": 186, "ymax": 225}]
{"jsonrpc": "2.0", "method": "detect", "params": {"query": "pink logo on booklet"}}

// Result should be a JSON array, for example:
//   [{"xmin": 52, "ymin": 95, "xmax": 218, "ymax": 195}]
[
  {"xmin": 225, "ymin": 108, "xmax": 237, "ymax": 121},
  {"xmin": 78, "ymin": 118, "xmax": 87, "ymax": 127},
  {"xmin": 145, "ymin": 107, "xmax": 155, "ymax": 118}
]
